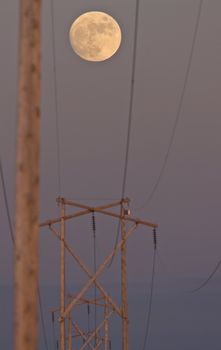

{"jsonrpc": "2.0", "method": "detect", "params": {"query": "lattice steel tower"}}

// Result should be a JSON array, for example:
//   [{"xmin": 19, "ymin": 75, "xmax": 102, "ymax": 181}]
[{"xmin": 40, "ymin": 198, "xmax": 157, "ymax": 350}]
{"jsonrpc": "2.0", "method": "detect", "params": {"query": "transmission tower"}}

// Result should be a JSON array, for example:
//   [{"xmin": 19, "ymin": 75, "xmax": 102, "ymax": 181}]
[{"xmin": 40, "ymin": 197, "xmax": 157, "ymax": 350}]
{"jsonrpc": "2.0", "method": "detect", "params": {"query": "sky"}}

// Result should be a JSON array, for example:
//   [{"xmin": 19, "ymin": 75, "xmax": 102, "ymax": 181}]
[{"xmin": 1, "ymin": 0, "xmax": 221, "ymax": 349}]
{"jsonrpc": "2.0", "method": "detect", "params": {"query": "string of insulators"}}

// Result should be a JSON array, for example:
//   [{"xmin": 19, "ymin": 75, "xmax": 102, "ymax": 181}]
[
  {"xmin": 51, "ymin": 311, "xmax": 57, "ymax": 350},
  {"xmin": 87, "ymin": 303, "xmax": 90, "ymax": 335},
  {"xmin": 153, "ymin": 228, "xmax": 157, "ymax": 250},
  {"xmin": 92, "ymin": 211, "xmax": 96, "ymax": 238}
]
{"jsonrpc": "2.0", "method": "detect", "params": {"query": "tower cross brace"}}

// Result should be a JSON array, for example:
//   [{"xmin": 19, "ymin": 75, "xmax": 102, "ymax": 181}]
[{"xmin": 40, "ymin": 198, "xmax": 158, "ymax": 350}]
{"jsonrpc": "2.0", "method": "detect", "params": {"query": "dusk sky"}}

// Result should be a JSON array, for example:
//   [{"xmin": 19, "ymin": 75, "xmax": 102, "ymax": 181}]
[{"xmin": 1, "ymin": 0, "xmax": 221, "ymax": 349}]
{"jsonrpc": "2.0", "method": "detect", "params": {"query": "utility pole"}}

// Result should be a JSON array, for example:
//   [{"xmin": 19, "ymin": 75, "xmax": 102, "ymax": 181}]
[{"xmin": 15, "ymin": 1, "xmax": 41, "ymax": 350}]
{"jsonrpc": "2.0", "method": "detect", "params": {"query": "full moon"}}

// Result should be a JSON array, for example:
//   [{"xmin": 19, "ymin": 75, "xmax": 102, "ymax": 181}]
[{"xmin": 69, "ymin": 11, "xmax": 122, "ymax": 62}]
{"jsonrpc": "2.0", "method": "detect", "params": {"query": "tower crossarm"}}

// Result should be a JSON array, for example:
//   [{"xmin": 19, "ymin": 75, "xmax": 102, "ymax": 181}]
[{"xmin": 40, "ymin": 199, "xmax": 157, "ymax": 229}]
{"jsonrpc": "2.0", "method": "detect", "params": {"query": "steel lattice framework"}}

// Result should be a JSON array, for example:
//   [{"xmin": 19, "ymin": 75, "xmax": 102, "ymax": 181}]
[{"xmin": 40, "ymin": 198, "xmax": 157, "ymax": 350}]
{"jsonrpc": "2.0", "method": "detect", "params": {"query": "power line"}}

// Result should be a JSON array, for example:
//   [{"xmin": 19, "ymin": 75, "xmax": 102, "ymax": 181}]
[
  {"xmin": 191, "ymin": 258, "xmax": 221, "ymax": 293},
  {"xmin": 50, "ymin": 0, "xmax": 62, "ymax": 196},
  {"xmin": 0, "ymin": 159, "xmax": 15, "ymax": 244},
  {"xmin": 109, "ymin": 0, "xmax": 141, "ymax": 266},
  {"xmin": 135, "ymin": 0, "xmax": 204, "ymax": 211},
  {"xmin": 38, "ymin": 287, "xmax": 50, "ymax": 350},
  {"xmin": 142, "ymin": 229, "xmax": 157, "ymax": 350},
  {"xmin": 121, "ymin": 0, "xmax": 141, "ymax": 199},
  {"xmin": 0, "ymin": 158, "xmax": 49, "ymax": 350}
]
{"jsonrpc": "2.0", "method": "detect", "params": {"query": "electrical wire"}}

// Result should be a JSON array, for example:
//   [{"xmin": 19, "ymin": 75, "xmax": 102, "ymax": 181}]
[
  {"xmin": 121, "ymin": 0, "xmax": 141, "ymax": 199},
  {"xmin": 38, "ymin": 287, "xmax": 50, "ymax": 350},
  {"xmin": 191, "ymin": 257, "xmax": 221, "ymax": 293},
  {"xmin": 135, "ymin": 0, "xmax": 204, "ymax": 211},
  {"xmin": 109, "ymin": 0, "xmax": 141, "ymax": 267},
  {"xmin": 50, "ymin": 0, "xmax": 62, "ymax": 196},
  {"xmin": 142, "ymin": 229, "xmax": 157, "ymax": 350},
  {"xmin": 0, "ymin": 159, "xmax": 15, "ymax": 245},
  {"xmin": 0, "ymin": 158, "xmax": 49, "ymax": 350}
]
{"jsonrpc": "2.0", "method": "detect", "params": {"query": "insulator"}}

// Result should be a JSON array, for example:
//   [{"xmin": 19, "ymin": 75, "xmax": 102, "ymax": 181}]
[
  {"xmin": 52, "ymin": 311, "xmax": 55, "ymax": 323},
  {"xmin": 109, "ymin": 340, "xmax": 112, "ymax": 350},
  {"xmin": 123, "ymin": 208, "xmax": 131, "ymax": 216},
  {"xmin": 87, "ymin": 304, "xmax": 90, "ymax": 315},
  {"xmin": 92, "ymin": 211, "xmax": 96, "ymax": 235},
  {"xmin": 56, "ymin": 340, "xmax": 59, "ymax": 350},
  {"xmin": 153, "ymin": 228, "xmax": 157, "ymax": 250}
]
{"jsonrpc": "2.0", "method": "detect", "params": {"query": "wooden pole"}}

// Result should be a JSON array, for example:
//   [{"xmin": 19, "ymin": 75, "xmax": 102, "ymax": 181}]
[
  {"xmin": 60, "ymin": 199, "xmax": 66, "ymax": 350},
  {"xmin": 15, "ymin": 1, "xmax": 41, "ymax": 350}
]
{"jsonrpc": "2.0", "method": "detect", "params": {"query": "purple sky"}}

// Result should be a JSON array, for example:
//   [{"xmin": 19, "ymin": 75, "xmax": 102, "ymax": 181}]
[{"xmin": 1, "ymin": 0, "xmax": 221, "ymax": 349}]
